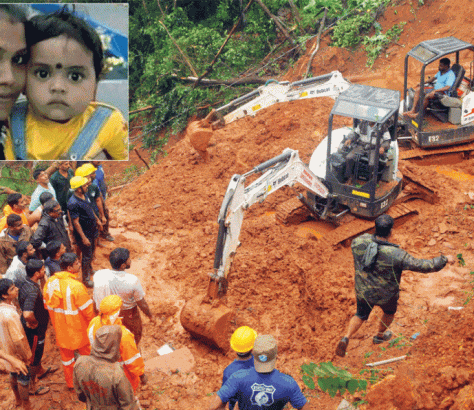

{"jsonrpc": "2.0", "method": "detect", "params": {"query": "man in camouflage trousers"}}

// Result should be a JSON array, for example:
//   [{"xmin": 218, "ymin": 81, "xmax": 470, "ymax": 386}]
[{"xmin": 336, "ymin": 214, "xmax": 448, "ymax": 357}]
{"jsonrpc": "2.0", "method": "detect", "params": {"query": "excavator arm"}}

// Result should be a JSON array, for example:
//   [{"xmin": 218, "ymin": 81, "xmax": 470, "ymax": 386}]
[
  {"xmin": 219, "ymin": 71, "xmax": 351, "ymax": 124},
  {"xmin": 188, "ymin": 71, "xmax": 351, "ymax": 157},
  {"xmin": 210, "ymin": 148, "xmax": 328, "ymax": 297}
]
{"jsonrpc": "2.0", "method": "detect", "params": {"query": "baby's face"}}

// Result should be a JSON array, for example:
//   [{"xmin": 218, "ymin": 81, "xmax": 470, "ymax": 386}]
[{"xmin": 26, "ymin": 34, "xmax": 96, "ymax": 123}]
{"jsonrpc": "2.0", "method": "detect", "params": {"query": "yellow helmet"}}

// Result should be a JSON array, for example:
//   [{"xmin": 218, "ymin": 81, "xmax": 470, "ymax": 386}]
[
  {"xmin": 70, "ymin": 176, "xmax": 89, "ymax": 190},
  {"xmin": 100, "ymin": 295, "xmax": 123, "ymax": 315},
  {"xmin": 75, "ymin": 163, "xmax": 97, "ymax": 177},
  {"xmin": 230, "ymin": 326, "xmax": 257, "ymax": 353}
]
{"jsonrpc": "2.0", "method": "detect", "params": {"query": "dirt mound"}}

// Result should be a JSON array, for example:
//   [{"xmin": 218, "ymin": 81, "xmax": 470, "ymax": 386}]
[{"xmin": 7, "ymin": 1, "xmax": 474, "ymax": 409}]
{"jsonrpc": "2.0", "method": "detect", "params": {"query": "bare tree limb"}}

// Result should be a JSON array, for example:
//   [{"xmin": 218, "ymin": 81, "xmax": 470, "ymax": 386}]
[
  {"xmin": 159, "ymin": 20, "xmax": 198, "ymax": 77},
  {"xmin": 255, "ymin": 0, "xmax": 302, "ymax": 54},
  {"xmin": 133, "ymin": 148, "xmax": 151, "ymax": 170},
  {"xmin": 193, "ymin": 0, "xmax": 256, "ymax": 88},
  {"xmin": 305, "ymin": 8, "xmax": 327, "ymax": 78},
  {"xmin": 288, "ymin": 0, "xmax": 302, "ymax": 24}
]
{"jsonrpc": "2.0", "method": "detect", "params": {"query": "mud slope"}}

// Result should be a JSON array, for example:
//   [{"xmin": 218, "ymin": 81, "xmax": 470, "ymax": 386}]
[
  {"xmin": 3, "ymin": 1, "xmax": 474, "ymax": 409},
  {"xmin": 100, "ymin": 1, "xmax": 474, "ymax": 408}
]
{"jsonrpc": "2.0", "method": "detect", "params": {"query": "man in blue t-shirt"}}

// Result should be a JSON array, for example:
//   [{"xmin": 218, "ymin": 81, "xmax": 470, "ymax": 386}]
[
  {"xmin": 405, "ymin": 57, "xmax": 457, "ymax": 118},
  {"xmin": 222, "ymin": 326, "xmax": 257, "ymax": 410},
  {"xmin": 208, "ymin": 335, "xmax": 309, "ymax": 410}
]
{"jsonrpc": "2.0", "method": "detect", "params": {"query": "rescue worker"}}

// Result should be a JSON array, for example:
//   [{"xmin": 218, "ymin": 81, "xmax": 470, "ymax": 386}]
[
  {"xmin": 336, "ymin": 214, "xmax": 448, "ymax": 357},
  {"xmin": 73, "ymin": 325, "xmax": 140, "ymax": 410},
  {"xmin": 87, "ymin": 295, "xmax": 146, "ymax": 392},
  {"xmin": 68, "ymin": 175, "xmax": 102, "ymax": 288},
  {"xmin": 340, "ymin": 120, "xmax": 392, "ymax": 181},
  {"xmin": 43, "ymin": 252, "xmax": 95, "ymax": 389},
  {"xmin": 209, "ymin": 335, "xmax": 309, "ymax": 410},
  {"xmin": 221, "ymin": 326, "xmax": 257, "ymax": 410}
]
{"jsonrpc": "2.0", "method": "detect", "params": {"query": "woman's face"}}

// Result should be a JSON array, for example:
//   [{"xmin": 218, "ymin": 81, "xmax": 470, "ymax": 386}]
[{"xmin": 0, "ymin": 11, "xmax": 27, "ymax": 121}]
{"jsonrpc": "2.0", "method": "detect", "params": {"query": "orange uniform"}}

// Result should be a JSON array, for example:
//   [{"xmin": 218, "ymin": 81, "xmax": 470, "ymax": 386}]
[
  {"xmin": 87, "ymin": 316, "xmax": 144, "ymax": 391},
  {"xmin": 0, "ymin": 204, "xmax": 30, "ymax": 232},
  {"xmin": 43, "ymin": 271, "xmax": 95, "ymax": 387}
]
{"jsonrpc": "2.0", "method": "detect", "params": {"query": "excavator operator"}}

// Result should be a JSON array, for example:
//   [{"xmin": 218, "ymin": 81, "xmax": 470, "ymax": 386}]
[{"xmin": 339, "ymin": 121, "xmax": 391, "ymax": 182}]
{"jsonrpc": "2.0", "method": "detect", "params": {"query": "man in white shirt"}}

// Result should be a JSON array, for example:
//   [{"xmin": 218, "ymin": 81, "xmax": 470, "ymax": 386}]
[
  {"xmin": 5, "ymin": 241, "xmax": 35, "ymax": 285},
  {"xmin": 93, "ymin": 247, "xmax": 154, "ymax": 345}
]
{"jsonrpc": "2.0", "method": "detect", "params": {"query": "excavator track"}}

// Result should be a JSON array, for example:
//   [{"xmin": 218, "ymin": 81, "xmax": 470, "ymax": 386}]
[
  {"xmin": 400, "ymin": 141, "xmax": 474, "ymax": 160},
  {"xmin": 397, "ymin": 162, "xmax": 440, "ymax": 204},
  {"xmin": 275, "ymin": 196, "xmax": 311, "ymax": 225},
  {"xmin": 322, "ymin": 203, "xmax": 419, "ymax": 247}
]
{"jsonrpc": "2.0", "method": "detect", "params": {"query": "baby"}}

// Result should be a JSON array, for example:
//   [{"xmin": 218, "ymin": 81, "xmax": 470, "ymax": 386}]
[{"xmin": 5, "ymin": 8, "xmax": 128, "ymax": 160}]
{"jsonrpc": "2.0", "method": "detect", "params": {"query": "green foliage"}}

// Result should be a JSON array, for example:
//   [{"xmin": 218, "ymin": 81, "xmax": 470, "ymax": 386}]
[
  {"xmin": 363, "ymin": 22, "xmax": 406, "ymax": 67},
  {"xmin": 331, "ymin": 0, "xmax": 390, "ymax": 48},
  {"xmin": 359, "ymin": 368, "xmax": 381, "ymax": 384},
  {"xmin": 129, "ymin": 0, "xmax": 419, "ymax": 149},
  {"xmin": 301, "ymin": 362, "xmax": 368, "ymax": 398},
  {"xmin": 0, "ymin": 165, "xmax": 36, "ymax": 197},
  {"xmin": 457, "ymin": 253, "xmax": 466, "ymax": 267},
  {"xmin": 387, "ymin": 334, "xmax": 412, "ymax": 350}
]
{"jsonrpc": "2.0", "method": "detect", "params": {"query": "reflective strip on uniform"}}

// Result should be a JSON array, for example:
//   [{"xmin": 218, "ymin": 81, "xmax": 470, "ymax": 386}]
[
  {"xmin": 45, "ymin": 305, "xmax": 79, "ymax": 315},
  {"xmin": 62, "ymin": 357, "xmax": 75, "ymax": 366},
  {"xmin": 78, "ymin": 299, "xmax": 93, "ymax": 311},
  {"xmin": 66, "ymin": 285, "xmax": 73, "ymax": 313},
  {"xmin": 120, "ymin": 352, "xmax": 142, "ymax": 366},
  {"xmin": 88, "ymin": 324, "xmax": 96, "ymax": 345}
]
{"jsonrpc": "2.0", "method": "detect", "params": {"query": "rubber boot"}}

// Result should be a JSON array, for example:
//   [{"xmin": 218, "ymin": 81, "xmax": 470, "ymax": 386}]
[{"xmin": 82, "ymin": 267, "xmax": 94, "ymax": 288}]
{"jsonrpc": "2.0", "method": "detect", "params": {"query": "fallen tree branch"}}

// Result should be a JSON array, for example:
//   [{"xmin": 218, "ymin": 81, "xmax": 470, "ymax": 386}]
[
  {"xmin": 133, "ymin": 148, "xmax": 151, "ymax": 170},
  {"xmin": 193, "ymin": 0, "xmax": 255, "ymax": 88},
  {"xmin": 179, "ymin": 75, "xmax": 270, "ymax": 86},
  {"xmin": 159, "ymin": 20, "xmax": 198, "ymax": 77},
  {"xmin": 109, "ymin": 183, "xmax": 131, "ymax": 193},
  {"xmin": 255, "ymin": 0, "xmax": 302, "ymax": 54},
  {"xmin": 305, "ymin": 8, "xmax": 327, "ymax": 78}
]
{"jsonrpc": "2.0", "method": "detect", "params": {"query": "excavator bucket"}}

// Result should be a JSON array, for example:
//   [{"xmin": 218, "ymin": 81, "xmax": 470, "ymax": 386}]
[
  {"xmin": 187, "ymin": 109, "xmax": 223, "ymax": 158},
  {"xmin": 187, "ymin": 121, "xmax": 213, "ymax": 154},
  {"xmin": 180, "ymin": 294, "xmax": 234, "ymax": 351}
]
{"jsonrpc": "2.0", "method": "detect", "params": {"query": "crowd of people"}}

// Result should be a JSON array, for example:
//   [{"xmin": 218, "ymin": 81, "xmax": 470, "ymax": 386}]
[
  {"xmin": 0, "ymin": 163, "xmax": 451, "ymax": 410},
  {"xmin": 0, "ymin": 161, "xmax": 153, "ymax": 409}
]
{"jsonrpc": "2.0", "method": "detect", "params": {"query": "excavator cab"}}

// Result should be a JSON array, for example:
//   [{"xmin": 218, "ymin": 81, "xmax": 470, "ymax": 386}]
[
  {"xmin": 400, "ymin": 37, "xmax": 474, "ymax": 148},
  {"xmin": 308, "ymin": 84, "xmax": 403, "ymax": 219}
]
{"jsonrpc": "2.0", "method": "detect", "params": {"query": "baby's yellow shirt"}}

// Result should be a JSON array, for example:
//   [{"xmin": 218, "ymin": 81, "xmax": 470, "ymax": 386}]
[{"xmin": 5, "ymin": 102, "xmax": 128, "ymax": 160}]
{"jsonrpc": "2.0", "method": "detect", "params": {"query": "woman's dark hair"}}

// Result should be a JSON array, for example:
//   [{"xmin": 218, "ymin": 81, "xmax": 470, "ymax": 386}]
[{"xmin": 27, "ymin": 8, "xmax": 103, "ymax": 79}]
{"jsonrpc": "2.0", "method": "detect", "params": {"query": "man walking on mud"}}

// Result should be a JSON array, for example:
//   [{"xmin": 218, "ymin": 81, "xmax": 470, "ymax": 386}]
[{"xmin": 336, "ymin": 214, "xmax": 448, "ymax": 357}]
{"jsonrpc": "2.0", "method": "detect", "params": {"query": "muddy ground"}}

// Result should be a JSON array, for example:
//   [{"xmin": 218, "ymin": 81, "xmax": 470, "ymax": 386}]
[{"xmin": 2, "ymin": 0, "xmax": 474, "ymax": 409}]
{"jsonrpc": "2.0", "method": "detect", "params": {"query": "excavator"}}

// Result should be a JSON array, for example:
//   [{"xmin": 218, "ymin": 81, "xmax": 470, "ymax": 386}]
[
  {"xmin": 188, "ymin": 37, "xmax": 474, "ymax": 160},
  {"xmin": 180, "ymin": 84, "xmax": 419, "ymax": 350},
  {"xmin": 180, "ymin": 37, "xmax": 474, "ymax": 349},
  {"xmin": 398, "ymin": 36, "xmax": 474, "ymax": 159},
  {"xmin": 187, "ymin": 70, "xmax": 351, "ymax": 158}
]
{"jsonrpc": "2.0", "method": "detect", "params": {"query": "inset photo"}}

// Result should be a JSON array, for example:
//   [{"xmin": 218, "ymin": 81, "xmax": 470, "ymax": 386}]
[{"xmin": 0, "ymin": 3, "xmax": 129, "ymax": 161}]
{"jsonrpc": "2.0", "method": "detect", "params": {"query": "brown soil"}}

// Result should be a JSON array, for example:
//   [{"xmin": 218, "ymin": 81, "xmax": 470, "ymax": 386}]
[{"xmin": 4, "ymin": 1, "xmax": 474, "ymax": 409}]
